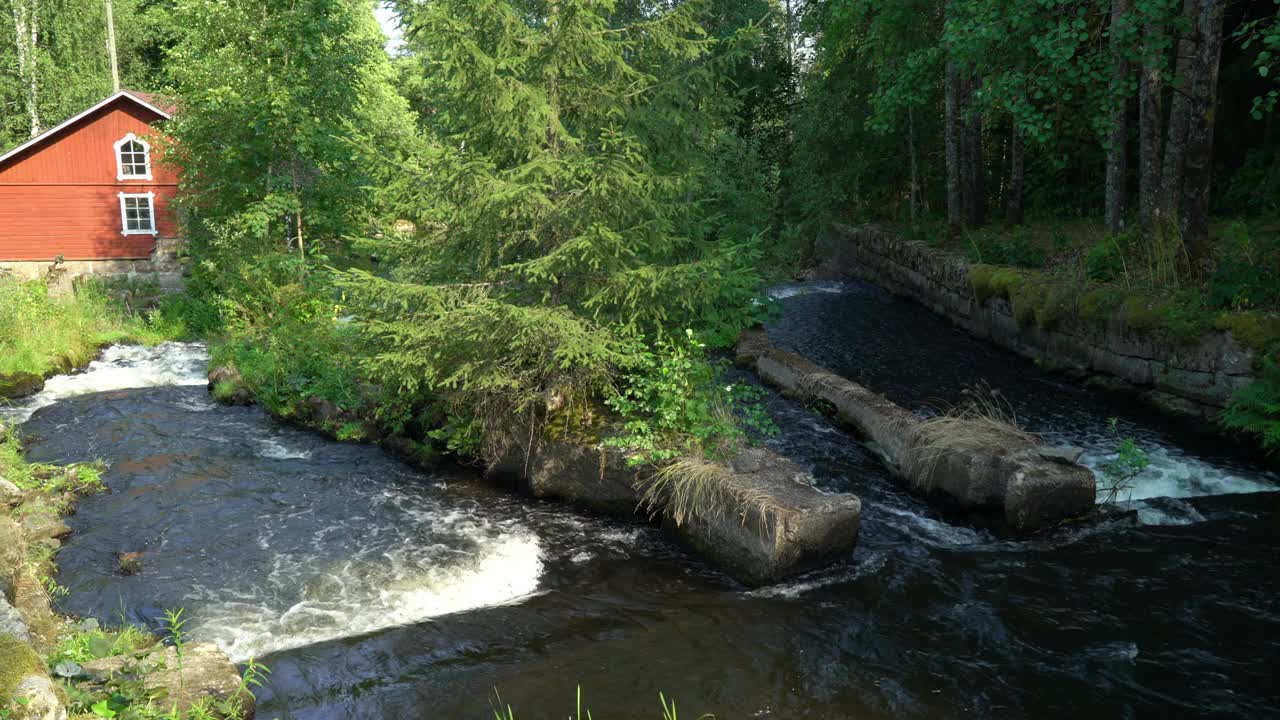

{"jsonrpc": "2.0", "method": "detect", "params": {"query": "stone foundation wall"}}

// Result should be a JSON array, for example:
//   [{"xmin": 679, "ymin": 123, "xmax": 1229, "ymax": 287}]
[
  {"xmin": 486, "ymin": 434, "xmax": 862, "ymax": 586},
  {"xmin": 0, "ymin": 237, "xmax": 185, "ymax": 294},
  {"xmin": 813, "ymin": 224, "xmax": 1257, "ymax": 420}
]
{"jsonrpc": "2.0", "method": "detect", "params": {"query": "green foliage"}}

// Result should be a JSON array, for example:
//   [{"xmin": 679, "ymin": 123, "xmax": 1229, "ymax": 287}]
[
  {"xmin": 343, "ymin": 0, "xmax": 771, "ymax": 455},
  {"xmin": 209, "ymin": 267, "xmax": 365, "ymax": 423},
  {"xmin": 0, "ymin": 278, "xmax": 178, "ymax": 381},
  {"xmin": 1099, "ymin": 417, "xmax": 1150, "ymax": 504},
  {"xmin": 1212, "ymin": 312, "xmax": 1280, "ymax": 355},
  {"xmin": 1222, "ymin": 148, "xmax": 1280, "ymax": 216},
  {"xmin": 0, "ymin": 431, "xmax": 104, "ymax": 503},
  {"xmin": 604, "ymin": 330, "xmax": 775, "ymax": 466},
  {"xmin": 963, "ymin": 227, "xmax": 1047, "ymax": 268},
  {"xmin": 1207, "ymin": 222, "xmax": 1280, "ymax": 311},
  {"xmin": 165, "ymin": 0, "xmax": 414, "ymax": 259},
  {"xmin": 53, "ymin": 615, "xmax": 265, "ymax": 720},
  {"xmin": 1222, "ymin": 357, "xmax": 1280, "ymax": 451},
  {"xmin": 50, "ymin": 623, "xmax": 155, "ymax": 668},
  {"xmin": 0, "ymin": 0, "xmax": 169, "ymax": 154},
  {"xmin": 1086, "ymin": 235, "xmax": 1131, "ymax": 283}
]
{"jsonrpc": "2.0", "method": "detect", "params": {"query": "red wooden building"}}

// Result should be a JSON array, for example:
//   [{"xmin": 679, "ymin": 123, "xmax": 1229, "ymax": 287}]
[{"xmin": 0, "ymin": 90, "xmax": 179, "ymax": 266}]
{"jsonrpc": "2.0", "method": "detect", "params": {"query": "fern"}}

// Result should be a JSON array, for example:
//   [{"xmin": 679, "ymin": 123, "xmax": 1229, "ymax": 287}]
[{"xmin": 1222, "ymin": 357, "xmax": 1280, "ymax": 451}]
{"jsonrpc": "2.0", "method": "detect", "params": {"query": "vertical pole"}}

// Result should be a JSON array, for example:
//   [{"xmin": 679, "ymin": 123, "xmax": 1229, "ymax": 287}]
[{"xmin": 105, "ymin": 0, "xmax": 120, "ymax": 92}]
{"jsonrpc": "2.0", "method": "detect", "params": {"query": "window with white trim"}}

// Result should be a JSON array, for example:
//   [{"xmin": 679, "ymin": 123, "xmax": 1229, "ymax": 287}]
[
  {"xmin": 114, "ymin": 133, "xmax": 152, "ymax": 181},
  {"xmin": 118, "ymin": 192, "xmax": 157, "ymax": 236}
]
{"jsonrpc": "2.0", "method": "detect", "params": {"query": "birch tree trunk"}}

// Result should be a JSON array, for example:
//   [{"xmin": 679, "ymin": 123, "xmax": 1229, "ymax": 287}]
[
  {"xmin": 1138, "ymin": 17, "xmax": 1164, "ymax": 226},
  {"xmin": 1179, "ymin": 0, "xmax": 1225, "ymax": 261},
  {"xmin": 1160, "ymin": 0, "xmax": 1197, "ymax": 219},
  {"xmin": 1105, "ymin": 0, "xmax": 1131, "ymax": 233},
  {"xmin": 10, "ymin": 0, "xmax": 41, "ymax": 138}
]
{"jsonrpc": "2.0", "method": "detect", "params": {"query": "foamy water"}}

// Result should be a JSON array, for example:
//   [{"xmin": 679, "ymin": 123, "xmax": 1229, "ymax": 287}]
[
  {"xmin": 1065, "ymin": 436, "xmax": 1278, "ymax": 506},
  {"xmin": 17, "ymin": 344, "xmax": 550, "ymax": 663},
  {"xmin": 192, "ymin": 506, "xmax": 545, "ymax": 662},
  {"xmin": 766, "ymin": 281, "xmax": 851, "ymax": 300},
  {"xmin": 1, "ymin": 343, "xmax": 210, "ymax": 423}
]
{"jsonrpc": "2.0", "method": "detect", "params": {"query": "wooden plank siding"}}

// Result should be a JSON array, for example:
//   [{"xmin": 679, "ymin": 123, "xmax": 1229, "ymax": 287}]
[{"xmin": 0, "ymin": 96, "xmax": 178, "ymax": 261}]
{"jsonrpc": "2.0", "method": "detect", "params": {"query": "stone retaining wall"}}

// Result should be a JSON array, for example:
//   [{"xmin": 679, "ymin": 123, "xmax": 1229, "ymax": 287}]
[{"xmin": 814, "ymin": 224, "xmax": 1256, "ymax": 420}]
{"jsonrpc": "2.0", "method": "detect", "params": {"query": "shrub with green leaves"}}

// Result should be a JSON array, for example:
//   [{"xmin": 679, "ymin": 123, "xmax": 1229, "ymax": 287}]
[
  {"xmin": 605, "ymin": 330, "xmax": 775, "ymax": 465},
  {"xmin": 1207, "ymin": 222, "xmax": 1280, "ymax": 311},
  {"xmin": 1222, "ymin": 357, "xmax": 1280, "ymax": 451}
]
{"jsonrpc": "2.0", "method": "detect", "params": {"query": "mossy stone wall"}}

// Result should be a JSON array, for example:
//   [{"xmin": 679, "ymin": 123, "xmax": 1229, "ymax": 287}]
[{"xmin": 814, "ymin": 224, "xmax": 1258, "ymax": 421}]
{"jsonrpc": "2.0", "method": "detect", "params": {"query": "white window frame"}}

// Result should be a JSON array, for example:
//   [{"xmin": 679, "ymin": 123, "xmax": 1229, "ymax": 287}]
[
  {"xmin": 113, "ymin": 132, "xmax": 152, "ymax": 181},
  {"xmin": 118, "ymin": 191, "xmax": 158, "ymax": 237}
]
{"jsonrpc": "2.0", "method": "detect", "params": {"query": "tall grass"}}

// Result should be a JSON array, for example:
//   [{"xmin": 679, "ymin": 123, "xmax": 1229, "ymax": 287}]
[{"xmin": 0, "ymin": 277, "xmax": 178, "ymax": 379}]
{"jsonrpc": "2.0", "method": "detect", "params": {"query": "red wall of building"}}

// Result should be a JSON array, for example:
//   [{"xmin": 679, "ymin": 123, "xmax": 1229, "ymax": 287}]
[{"xmin": 0, "ymin": 97, "xmax": 178, "ymax": 261}]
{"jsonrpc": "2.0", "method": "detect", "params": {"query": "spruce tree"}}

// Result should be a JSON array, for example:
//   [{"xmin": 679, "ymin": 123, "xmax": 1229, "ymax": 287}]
[{"xmin": 344, "ymin": 0, "xmax": 768, "ymax": 447}]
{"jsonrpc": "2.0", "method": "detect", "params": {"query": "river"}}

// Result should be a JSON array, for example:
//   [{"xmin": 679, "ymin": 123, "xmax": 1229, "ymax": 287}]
[{"xmin": 6, "ymin": 282, "xmax": 1280, "ymax": 718}]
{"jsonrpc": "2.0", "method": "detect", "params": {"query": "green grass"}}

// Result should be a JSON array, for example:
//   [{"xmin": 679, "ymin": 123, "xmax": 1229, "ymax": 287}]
[{"xmin": 0, "ymin": 277, "xmax": 189, "ymax": 385}]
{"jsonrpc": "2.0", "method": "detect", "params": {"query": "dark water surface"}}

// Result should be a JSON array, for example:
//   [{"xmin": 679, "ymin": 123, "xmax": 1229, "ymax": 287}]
[{"xmin": 15, "ymin": 284, "xmax": 1280, "ymax": 719}]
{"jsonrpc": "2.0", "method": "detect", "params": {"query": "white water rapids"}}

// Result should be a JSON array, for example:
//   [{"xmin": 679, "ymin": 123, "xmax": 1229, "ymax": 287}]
[{"xmin": 8, "ymin": 343, "xmax": 548, "ymax": 662}]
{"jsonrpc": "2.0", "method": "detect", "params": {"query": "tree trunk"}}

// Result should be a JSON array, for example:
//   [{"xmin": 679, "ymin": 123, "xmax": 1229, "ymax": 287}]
[
  {"xmin": 908, "ymin": 107, "xmax": 919, "ymax": 224},
  {"xmin": 945, "ymin": 57, "xmax": 962, "ymax": 235},
  {"xmin": 963, "ymin": 73, "xmax": 985, "ymax": 227},
  {"xmin": 1160, "ymin": 0, "xmax": 1197, "ymax": 219},
  {"xmin": 1138, "ymin": 17, "xmax": 1164, "ymax": 226},
  {"xmin": 105, "ymin": 0, "xmax": 120, "ymax": 92},
  {"xmin": 1179, "ymin": 0, "xmax": 1224, "ymax": 260},
  {"xmin": 1105, "ymin": 0, "xmax": 1131, "ymax": 233},
  {"xmin": 1007, "ymin": 120, "xmax": 1024, "ymax": 225},
  {"xmin": 11, "ymin": 0, "xmax": 41, "ymax": 137}
]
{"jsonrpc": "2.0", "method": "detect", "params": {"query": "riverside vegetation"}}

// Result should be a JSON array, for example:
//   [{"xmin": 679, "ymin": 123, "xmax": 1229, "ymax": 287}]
[{"xmin": 3, "ymin": 0, "xmax": 1280, "ymax": 714}]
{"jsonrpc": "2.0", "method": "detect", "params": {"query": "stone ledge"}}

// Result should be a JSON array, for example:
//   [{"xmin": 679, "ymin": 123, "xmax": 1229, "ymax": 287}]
[
  {"xmin": 813, "ymin": 224, "xmax": 1257, "ymax": 421},
  {"xmin": 487, "ymin": 435, "xmax": 862, "ymax": 586},
  {"xmin": 737, "ymin": 327, "xmax": 1095, "ymax": 531}
]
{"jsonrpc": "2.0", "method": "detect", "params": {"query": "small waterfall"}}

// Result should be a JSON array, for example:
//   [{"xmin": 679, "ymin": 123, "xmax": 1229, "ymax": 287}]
[{"xmin": 1, "ymin": 342, "xmax": 210, "ymax": 423}]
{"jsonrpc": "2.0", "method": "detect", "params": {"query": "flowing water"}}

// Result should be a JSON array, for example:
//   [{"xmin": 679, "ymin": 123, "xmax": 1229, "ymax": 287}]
[{"xmin": 8, "ymin": 282, "xmax": 1280, "ymax": 719}]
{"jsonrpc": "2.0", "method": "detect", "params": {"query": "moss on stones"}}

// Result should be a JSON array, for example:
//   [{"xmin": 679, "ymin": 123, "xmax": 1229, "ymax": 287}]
[
  {"xmin": 0, "ymin": 633, "xmax": 45, "ymax": 704},
  {"xmin": 1214, "ymin": 312, "xmax": 1280, "ymax": 356},
  {"xmin": 968, "ymin": 264, "xmax": 1025, "ymax": 305}
]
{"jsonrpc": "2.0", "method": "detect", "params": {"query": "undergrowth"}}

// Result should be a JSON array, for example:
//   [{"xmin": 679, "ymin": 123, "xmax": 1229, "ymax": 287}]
[{"xmin": 0, "ymin": 277, "xmax": 190, "ymax": 386}]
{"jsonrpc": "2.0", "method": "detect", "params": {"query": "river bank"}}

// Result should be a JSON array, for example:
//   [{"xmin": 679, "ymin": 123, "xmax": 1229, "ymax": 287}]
[
  {"xmin": 811, "ymin": 224, "xmax": 1266, "ymax": 427},
  {"xmin": 0, "ymin": 411, "xmax": 253, "ymax": 720}
]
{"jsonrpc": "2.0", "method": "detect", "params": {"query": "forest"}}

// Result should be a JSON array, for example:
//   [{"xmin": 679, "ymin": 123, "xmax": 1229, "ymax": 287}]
[
  {"xmin": 5, "ymin": 0, "xmax": 1277, "ymax": 451},
  {"xmin": 2, "ymin": 1, "xmax": 1280, "ymax": 717}
]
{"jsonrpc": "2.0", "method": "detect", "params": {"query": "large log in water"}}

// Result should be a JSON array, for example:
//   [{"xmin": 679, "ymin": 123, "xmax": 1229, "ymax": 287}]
[{"xmin": 737, "ymin": 327, "xmax": 1095, "ymax": 531}]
